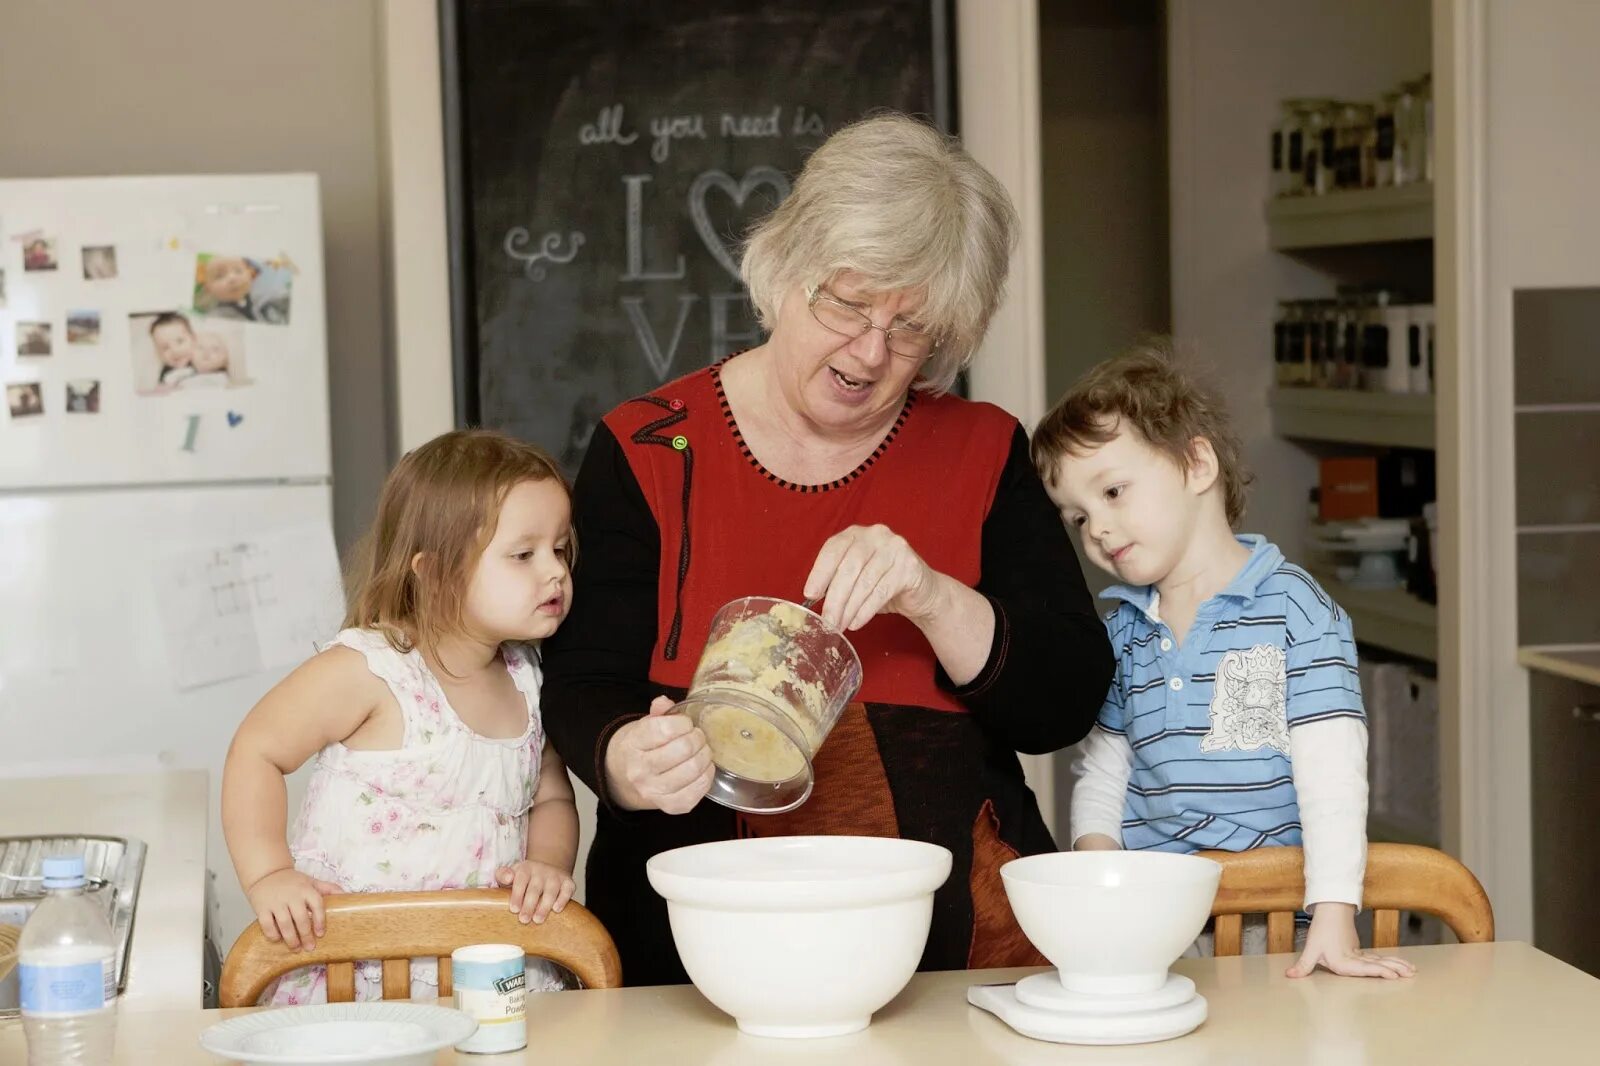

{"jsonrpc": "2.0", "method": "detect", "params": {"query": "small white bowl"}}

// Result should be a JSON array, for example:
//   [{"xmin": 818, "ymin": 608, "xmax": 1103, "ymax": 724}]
[
  {"xmin": 647, "ymin": 835, "xmax": 952, "ymax": 1038},
  {"xmin": 1001, "ymin": 851, "xmax": 1221, "ymax": 994}
]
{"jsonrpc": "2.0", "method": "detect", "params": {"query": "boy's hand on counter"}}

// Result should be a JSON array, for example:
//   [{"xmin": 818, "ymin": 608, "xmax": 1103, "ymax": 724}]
[
  {"xmin": 245, "ymin": 868, "xmax": 340, "ymax": 952},
  {"xmin": 1288, "ymin": 902, "xmax": 1418, "ymax": 980},
  {"xmin": 496, "ymin": 860, "xmax": 576, "ymax": 925}
]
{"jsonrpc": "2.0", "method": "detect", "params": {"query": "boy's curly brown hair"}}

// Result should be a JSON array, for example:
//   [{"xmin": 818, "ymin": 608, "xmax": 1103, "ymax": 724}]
[{"xmin": 1031, "ymin": 340, "xmax": 1252, "ymax": 527}]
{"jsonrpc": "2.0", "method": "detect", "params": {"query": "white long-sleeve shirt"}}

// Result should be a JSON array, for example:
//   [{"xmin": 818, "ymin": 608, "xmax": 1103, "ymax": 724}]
[{"xmin": 1068, "ymin": 717, "xmax": 1369, "ymax": 910}]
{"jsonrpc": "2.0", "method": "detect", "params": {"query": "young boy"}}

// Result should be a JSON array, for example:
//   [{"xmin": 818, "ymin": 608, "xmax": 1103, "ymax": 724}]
[{"xmin": 1032, "ymin": 344, "xmax": 1414, "ymax": 981}]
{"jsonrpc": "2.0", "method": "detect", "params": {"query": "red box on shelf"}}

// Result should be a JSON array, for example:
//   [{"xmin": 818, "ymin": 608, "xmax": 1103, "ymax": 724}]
[{"xmin": 1320, "ymin": 457, "xmax": 1380, "ymax": 521}]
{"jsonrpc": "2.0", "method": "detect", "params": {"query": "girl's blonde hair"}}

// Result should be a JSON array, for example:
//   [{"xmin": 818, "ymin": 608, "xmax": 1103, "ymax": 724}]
[
  {"xmin": 740, "ymin": 112, "xmax": 1018, "ymax": 394},
  {"xmin": 343, "ymin": 429, "xmax": 571, "ymax": 660}
]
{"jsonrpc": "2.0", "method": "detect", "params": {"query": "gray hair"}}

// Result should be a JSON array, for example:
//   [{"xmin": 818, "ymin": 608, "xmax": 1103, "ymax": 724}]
[{"xmin": 740, "ymin": 113, "xmax": 1018, "ymax": 394}]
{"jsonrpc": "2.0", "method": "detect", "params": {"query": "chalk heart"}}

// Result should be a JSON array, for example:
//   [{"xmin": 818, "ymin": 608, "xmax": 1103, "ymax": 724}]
[
  {"xmin": 226, "ymin": 411, "xmax": 244, "ymax": 427},
  {"xmin": 689, "ymin": 166, "xmax": 791, "ymax": 282}
]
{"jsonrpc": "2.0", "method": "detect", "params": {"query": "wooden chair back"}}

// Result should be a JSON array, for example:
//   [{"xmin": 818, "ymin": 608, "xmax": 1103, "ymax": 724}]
[
  {"xmin": 1198, "ymin": 844, "xmax": 1494, "ymax": 956},
  {"xmin": 219, "ymin": 889, "xmax": 622, "ymax": 1007}
]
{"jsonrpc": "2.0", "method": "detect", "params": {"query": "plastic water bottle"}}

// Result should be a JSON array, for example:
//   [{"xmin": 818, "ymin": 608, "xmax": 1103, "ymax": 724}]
[{"xmin": 18, "ymin": 855, "xmax": 118, "ymax": 1065}]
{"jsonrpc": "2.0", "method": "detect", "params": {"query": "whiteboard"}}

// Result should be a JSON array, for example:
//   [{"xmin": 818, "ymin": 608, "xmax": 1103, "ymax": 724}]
[
  {"xmin": 0, "ymin": 174, "xmax": 331, "ymax": 489},
  {"xmin": 0, "ymin": 481, "xmax": 343, "ymax": 944}
]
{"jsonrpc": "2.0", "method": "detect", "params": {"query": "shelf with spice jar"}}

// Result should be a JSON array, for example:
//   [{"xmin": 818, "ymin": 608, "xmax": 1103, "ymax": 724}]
[
  {"xmin": 1267, "ymin": 75, "xmax": 1433, "ymax": 250},
  {"xmin": 1272, "ymin": 287, "xmax": 1435, "ymax": 404},
  {"xmin": 1266, "ymin": 182, "xmax": 1433, "ymax": 250},
  {"xmin": 1270, "ymin": 388, "xmax": 1434, "ymax": 450},
  {"xmin": 1271, "ymin": 78, "xmax": 1433, "ymax": 200}
]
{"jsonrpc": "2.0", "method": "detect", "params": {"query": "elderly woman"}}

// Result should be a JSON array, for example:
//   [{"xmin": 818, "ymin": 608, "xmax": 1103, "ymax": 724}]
[{"xmin": 543, "ymin": 114, "xmax": 1114, "ymax": 986}]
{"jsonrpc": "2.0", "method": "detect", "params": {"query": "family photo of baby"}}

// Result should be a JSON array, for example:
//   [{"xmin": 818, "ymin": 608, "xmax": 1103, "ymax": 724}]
[
  {"xmin": 82, "ymin": 244, "xmax": 118, "ymax": 280},
  {"xmin": 192, "ymin": 252, "xmax": 293, "ymax": 325},
  {"xmin": 128, "ymin": 310, "xmax": 252, "ymax": 394}
]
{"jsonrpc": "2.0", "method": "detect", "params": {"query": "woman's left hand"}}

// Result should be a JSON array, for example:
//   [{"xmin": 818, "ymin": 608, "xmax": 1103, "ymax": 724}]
[{"xmin": 804, "ymin": 524, "xmax": 945, "ymax": 632}]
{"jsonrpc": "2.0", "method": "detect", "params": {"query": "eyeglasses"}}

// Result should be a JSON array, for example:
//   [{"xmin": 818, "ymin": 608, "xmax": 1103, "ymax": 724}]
[{"xmin": 806, "ymin": 285, "xmax": 938, "ymax": 362}]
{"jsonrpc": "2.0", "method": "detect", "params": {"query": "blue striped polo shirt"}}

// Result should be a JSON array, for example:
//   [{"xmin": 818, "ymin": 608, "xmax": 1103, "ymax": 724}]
[{"xmin": 1097, "ymin": 535, "xmax": 1364, "ymax": 854}]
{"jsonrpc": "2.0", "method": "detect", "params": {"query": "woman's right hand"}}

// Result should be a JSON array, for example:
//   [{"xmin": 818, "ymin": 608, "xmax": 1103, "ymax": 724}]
[
  {"xmin": 245, "ymin": 868, "xmax": 341, "ymax": 951},
  {"xmin": 1072, "ymin": 833, "xmax": 1122, "ymax": 851},
  {"xmin": 604, "ymin": 696, "xmax": 715, "ymax": 814}
]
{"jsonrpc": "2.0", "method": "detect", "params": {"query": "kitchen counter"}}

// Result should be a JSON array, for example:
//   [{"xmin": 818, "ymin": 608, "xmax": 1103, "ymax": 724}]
[
  {"xmin": 1519, "ymin": 646, "xmax": 1600, "ymax": 688},
  {"xmin": 3, "ymin": 942, "xmax": 1597, "ymax": 1063},
  {"xmin": 0, "ymin": 770, "xmax": 207, "ymax": 1012}
]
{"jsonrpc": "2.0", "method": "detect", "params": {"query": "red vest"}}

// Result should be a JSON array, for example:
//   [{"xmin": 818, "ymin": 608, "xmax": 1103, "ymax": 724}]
[{"xmin": 604, "ymin": 363, "xmax": 1019, "ymax": 713}]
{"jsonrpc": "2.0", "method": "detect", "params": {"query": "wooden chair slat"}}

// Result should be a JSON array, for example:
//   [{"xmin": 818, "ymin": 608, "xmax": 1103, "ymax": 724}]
[
  {"xmin": 326, "ymin": 961, "xmax": 356, "ymax": 1003},
  {"xmin": 382, "ymin": 958, "xmax": 410, "ymax": 1000},
  {"xmin": 1214, "ymin": 913, "xmax": 1243, "ymax": 957}
]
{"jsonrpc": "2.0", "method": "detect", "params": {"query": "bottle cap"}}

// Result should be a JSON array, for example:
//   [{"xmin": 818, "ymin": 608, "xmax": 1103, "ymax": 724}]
[{"xmin": 42, "ymin": 855, "xmax": 87, "ymax": 889}]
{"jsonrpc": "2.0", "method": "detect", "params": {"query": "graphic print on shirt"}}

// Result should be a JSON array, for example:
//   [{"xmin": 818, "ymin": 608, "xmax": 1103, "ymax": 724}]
[{"xmin": 1199, "ymin": 643, "xmax": 1289, "ymax": 754}]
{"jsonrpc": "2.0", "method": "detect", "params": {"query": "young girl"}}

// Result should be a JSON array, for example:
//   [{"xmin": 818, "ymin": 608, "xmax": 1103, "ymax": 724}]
[{"xmin": 222, "ymin": 429, "xmax": 580, "ymax": 1003}]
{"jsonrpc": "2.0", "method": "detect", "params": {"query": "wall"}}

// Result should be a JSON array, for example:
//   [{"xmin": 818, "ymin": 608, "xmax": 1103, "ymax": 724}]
[
  {"xmin": 1038, "ymin": 0, "xmax": 1168, "ymax": 403},
  {"xmin": 1037, "ymin": 0, "xmax": 1169, "ymax": 835},
  {"xmin": 1166, "ymin": 0, "xmax": 1431, "ymax": 556},
  {"xmin": 1438, "ymin": 0, "xmax": 1600, "ymax": 945},
  {"xmin": 381, "ymin": 0, "xmax": 463, "ymax": 453},
  {"xmin": 0, "ymin": 0, "xmax": 394, "ymax": 553}
]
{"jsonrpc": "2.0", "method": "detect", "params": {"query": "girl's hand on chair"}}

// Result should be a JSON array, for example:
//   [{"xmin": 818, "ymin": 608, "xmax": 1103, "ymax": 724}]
[
  {"xmin": 1288, "ymin": 902, "xmax": 1417, "ymax": 979},
  {"xmin": 245, "ymin": 869, "xmax": 341, "ymax": 952},
  {"xmin": 496, "ymin": 861, "xmax": 576, "ymax": 925}
]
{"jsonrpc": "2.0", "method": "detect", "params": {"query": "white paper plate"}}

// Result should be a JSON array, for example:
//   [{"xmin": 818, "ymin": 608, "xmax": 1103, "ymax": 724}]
[{"xmin": 199, "ymin": 1002, "xmax": 479, "ymax": 1065}]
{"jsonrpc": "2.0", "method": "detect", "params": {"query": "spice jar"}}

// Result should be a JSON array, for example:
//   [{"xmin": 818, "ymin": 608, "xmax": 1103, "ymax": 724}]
[
  {"xmin": 1334, "ymin": 102, "xmax": 1372, "ymax": 189},
  {"xmin": 1359, "ymin": 289, "xmax": 1393, "ymax": 392},
  {"xmin": 1283, "ymin": 302, "xmax": 1307, "ymax": 386},
  {"xmin": 1281, "ymin": 99, "xmax": 1321, "ymax": 196},
  {"xmin": 1318, "ymin": 301, "xmax": 1342, "ymax": 388},
  {"xmin": 1312, "ymin": 101, "xmax": 1340, "ymax": 194},
  {"xmin": 1394, "ymin": 81, "xmax": 1422, "ymax": 186},
  {"xmin": 1374, "ymin": 92, "xmax": 1398, "ymax": 186}
]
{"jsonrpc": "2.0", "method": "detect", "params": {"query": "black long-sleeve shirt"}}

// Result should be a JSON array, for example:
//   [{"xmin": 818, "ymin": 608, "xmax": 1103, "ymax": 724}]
[{"xmin": 543, "ymin": 366, "xmax": 1114, "ymax": 985}]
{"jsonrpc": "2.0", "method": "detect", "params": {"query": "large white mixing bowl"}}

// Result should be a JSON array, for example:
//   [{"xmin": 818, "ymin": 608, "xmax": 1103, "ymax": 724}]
[{"xmin": 646, "ymin": 835, "xmax": 952, "ymax": 1038}]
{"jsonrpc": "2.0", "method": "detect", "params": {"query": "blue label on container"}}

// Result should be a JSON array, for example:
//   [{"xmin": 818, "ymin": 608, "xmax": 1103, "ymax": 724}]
[
  {"xmin": 19, "ymin": 960, "xmax": 108, "ymax": 1015},
  {"xmin": 452, "ymin": 955, "xmax": 525, "ymax": 991}
]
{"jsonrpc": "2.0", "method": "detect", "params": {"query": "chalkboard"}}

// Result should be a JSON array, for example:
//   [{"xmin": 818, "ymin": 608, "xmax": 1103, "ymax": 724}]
[{"xmin": 440, "ymin": 0, "xmax": 953, "ymax": 473}]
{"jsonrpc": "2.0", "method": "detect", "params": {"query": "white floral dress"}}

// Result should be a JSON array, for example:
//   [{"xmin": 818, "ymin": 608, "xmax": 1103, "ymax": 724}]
[{"xmin": 265, "ymin": 627, "xmax": 567, "ymax": 1004}]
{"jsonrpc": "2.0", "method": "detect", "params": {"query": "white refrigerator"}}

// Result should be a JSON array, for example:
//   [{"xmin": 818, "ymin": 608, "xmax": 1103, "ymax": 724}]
[{"xmin": 0, "ymin": 174, "xmax": 345, "ymax": 953}]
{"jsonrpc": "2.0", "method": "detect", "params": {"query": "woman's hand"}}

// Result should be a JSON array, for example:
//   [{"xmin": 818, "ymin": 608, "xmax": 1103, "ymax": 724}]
[
  {"xmin": 494, "ymin": 860, "xmax": 576, "ymax": 925},
  {"xmin": 1072, "ymin": 833, "xmax": 1122, "ymax": 851},
  {"xmin": 603, "ymin": 696, "xmax": 715, "ymax": 814},
  {"xmin": 1287, "ymin": 902, "xmax": 1417, "ymax": 979},
  {"xmin": 804, "ymin": 524, "xmax": 945, "ymax": 632},
  {"xmin": 244, "ymin": 868, "xmax": 341, "ymax": 952}
]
